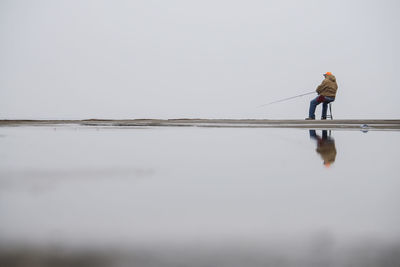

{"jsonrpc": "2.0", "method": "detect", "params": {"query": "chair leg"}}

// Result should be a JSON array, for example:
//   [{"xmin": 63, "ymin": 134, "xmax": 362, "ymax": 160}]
[{"xmin": 329, "ymin": 103, "xmax": 333, "ymax": 120}]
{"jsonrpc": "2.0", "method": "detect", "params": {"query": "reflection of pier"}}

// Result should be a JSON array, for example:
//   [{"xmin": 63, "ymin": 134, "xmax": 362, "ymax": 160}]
[{"xmin": 1, "ymin": 119, "xmax": 400, "ymax": 130}]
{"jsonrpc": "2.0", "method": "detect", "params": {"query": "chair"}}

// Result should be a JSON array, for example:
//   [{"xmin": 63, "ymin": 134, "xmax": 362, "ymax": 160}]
[{"xmin": 325, "ymin": 102, "xmax": 333, "ymax": 120}]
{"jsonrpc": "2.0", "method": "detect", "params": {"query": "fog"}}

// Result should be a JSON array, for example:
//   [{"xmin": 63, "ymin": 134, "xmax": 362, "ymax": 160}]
[{"xmin": 1, "ymin": 0, "xmax": 399, "ymax": 120}]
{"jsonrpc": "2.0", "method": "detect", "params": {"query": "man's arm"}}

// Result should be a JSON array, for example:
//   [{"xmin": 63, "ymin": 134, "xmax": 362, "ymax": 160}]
[{"xmin": 316, "ymin": 80, "xmax": 327, "ymax": 94}]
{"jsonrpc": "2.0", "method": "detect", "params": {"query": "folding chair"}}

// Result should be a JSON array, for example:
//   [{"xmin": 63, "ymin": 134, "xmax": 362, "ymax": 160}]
[{"xmin": 326, "ymin": 102, "xmax": 333, "ymax": 120}]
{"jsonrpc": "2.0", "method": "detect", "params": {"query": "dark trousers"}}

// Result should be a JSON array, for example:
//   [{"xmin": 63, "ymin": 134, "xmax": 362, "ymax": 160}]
[
  {"xmin": 309, "ymin": 129, "xmax": 329, "ymax": 140},
  {"xmin": 309, "ymin": 96, "xmax": 335, "ymax": 119}
]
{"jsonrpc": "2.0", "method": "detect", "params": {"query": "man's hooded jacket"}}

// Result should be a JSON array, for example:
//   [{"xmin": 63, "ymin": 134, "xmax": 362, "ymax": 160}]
[{"xmin": 316, "ymin": 75, "xmax": 338, "ymax": 98}]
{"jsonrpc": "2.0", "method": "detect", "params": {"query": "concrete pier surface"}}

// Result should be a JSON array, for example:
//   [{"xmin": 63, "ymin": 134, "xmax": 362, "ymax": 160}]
[{"xmin": 1, "ymin": 119, "xmax": 400, "ymax": 129}]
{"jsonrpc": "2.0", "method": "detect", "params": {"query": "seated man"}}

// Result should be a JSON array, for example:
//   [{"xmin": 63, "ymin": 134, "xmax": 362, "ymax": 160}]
[{"xmin": 306, "ymin": 72, "xmax": 338, "ymax": 120}]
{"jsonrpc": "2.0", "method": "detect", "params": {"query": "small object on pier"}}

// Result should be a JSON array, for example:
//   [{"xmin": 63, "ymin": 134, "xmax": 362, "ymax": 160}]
[{"xmin": 361, "ymin": 124, "xmax": 369, "ymax": 133}]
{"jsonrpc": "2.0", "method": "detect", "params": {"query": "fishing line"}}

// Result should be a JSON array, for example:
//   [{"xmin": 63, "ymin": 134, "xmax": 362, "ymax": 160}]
[{"xmin": 258, "ymin": 91, "xmax": 315, "ymax": 107}]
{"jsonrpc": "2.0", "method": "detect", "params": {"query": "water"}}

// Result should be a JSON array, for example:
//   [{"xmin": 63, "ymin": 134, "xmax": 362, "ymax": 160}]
[{"xmin": 1, "ymin": 126, "xmax": 399, "ymax": 266}]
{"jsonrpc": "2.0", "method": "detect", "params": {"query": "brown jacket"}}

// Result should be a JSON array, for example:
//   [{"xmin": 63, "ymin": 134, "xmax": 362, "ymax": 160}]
[{"xmin": 316, "ymin": 75, "xmax": 338, "ymax": 97}]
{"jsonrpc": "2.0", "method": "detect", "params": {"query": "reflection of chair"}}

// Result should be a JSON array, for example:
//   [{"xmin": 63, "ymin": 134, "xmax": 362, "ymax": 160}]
[{"xmin": 326, "ymin": 103, "xmax": 333, "ymax": 120}]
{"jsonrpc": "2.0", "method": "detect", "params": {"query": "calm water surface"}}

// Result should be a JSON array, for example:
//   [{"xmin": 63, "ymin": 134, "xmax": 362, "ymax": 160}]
[{"xmin": 0, "ymin": 126, "xmax": 399, "ymax": 266}]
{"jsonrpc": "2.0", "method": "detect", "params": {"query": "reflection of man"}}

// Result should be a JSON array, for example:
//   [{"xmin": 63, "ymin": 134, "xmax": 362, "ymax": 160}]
[{"xmin": 309, "ymin": 130, "xmax": 337, "ymax": 167}]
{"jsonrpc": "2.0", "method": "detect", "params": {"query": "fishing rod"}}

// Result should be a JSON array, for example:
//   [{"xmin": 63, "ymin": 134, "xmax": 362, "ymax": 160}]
[{"xmin": 259, "ymin": 91, "xmax": 315, "ymax": 107}]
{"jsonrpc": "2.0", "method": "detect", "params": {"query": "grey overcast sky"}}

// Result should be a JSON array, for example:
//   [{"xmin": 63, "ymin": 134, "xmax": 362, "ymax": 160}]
[{"xmin": 0, "ymin": 0, "xmax": 399, "ymax": 119}]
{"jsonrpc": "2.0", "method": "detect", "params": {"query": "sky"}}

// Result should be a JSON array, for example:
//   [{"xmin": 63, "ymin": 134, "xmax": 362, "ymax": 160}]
[{"xmin": 0, "ymin": 0, "xmax": 399, "ymax": 119}]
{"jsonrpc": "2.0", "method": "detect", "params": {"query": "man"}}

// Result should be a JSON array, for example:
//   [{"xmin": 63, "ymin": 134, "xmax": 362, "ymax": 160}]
[{"xmin": 306, "ymin": 72, "xmax": 338, "ymax": 120}]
